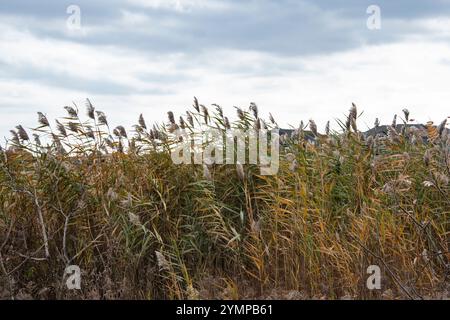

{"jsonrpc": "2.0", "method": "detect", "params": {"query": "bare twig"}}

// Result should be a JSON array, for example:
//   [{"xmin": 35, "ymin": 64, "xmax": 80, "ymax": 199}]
[{"xmin": 33, "ymin": 189, "xmax": 50, "ymax": 258}]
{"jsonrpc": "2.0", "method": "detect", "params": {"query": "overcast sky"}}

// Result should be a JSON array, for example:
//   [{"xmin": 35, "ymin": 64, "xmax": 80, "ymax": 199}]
[{"xmin": 1, "ymin": 0, "xmax": 450, "ymax": 138}]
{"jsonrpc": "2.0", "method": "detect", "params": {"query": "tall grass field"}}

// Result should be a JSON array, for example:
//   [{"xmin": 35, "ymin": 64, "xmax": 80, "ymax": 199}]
[{"xmin": 0, "ymin": 99, "xmax": 448, "ymax": 299}]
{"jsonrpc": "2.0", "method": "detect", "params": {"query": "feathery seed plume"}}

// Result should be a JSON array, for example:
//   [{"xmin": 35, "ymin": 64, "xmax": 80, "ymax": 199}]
[
  {"xmin": 349, "ymin": 103, "xmax": 357, "ymax": 121},
  {"xmin": 86, "ymin": 98, "xmax": 95, "ymax": 120},
  {"xmin": 392, "ymin": 114, "xmax": 397, "ymax": 128},
  {"xmin": 236, "ymin": 107, "xmax": 245, "ymax": 121},
  {"xmin": 167, "ymin": 111, "xmax": 175, "ymax": 124},
  {"xmin": 224, "ymin": 117, "xmax": 231, "ymax": 129},
  {"xmin": 155, "ymin": 251, "xmax": 170, "ymax": 271},
  {"xmin": 402, "ymin": 108, "xmax": 410, "ymax": 122},
  {"xmin": 214, "ymin": 104, "xmax": 224, "ymax": 119},
  {"xmin": 309, "ymin": 120, "xmax": 318, "ymax": 137},
  {"xmin": 128, "ymin": 212, "xmax": 141, "ymax": 227},
  {"xmin": 201, "ymin": 105, "xmax": 209, "ymax": 124},
  {"xmin": 64, "ymin": 106, "xmax": 78, "ymax": 118},
  {"xmin": 269, "ymin": 113, "xmax": 276, "ymax": 125},
  {"xmin": 10, "ymin": 130, "xmax": 20, "ymax": 145},
  {"xmin": 179, "ymin": 116, "xmax": 186, "ymax": 129},
  {"xmin": 250, "ymin": 102, "xmax": 258, "ymax": 119},
  {"xmin": 55, "ymin": 120, "xmax": 67, "ymax": 137},
  {"xmin": 437, "ymin": 119, "xmax": 447, "ymax": 137},
  {"xmin": 37, "ymin": 112, "xmax": 50, "ymax": 127},
  {"xmin": 96, "ymin": 111, "xmax": 108, "ymax": 126},
  {"xmin": 16, "ymin": 125, "xmax": 29, "ymax": 141},
  {"xmin": 193, "ymin": 97, "xmax": 200, "ymax": 112},
  {"xmin": 114, "ymin": 126, "xmax": 127, "ymax": 138},
  {"xmin": 138, "ymin": 114, "xmax": 147, "ymax": 129},
  {"xmin": 186, "ymin": 112, "xmax": 194, "ymax": 127}
]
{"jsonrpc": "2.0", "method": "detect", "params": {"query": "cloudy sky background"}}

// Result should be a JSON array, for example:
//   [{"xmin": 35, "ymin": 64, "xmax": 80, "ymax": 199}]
[{"xmin": 1, "ymin": 0, "xmax": 450, "ymax": 138}]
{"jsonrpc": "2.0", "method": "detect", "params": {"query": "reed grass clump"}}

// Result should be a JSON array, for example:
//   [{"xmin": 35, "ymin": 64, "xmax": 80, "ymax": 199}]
[{"xmin": 0, "ymin": 100, "xmax": 448, "ymax": 300}]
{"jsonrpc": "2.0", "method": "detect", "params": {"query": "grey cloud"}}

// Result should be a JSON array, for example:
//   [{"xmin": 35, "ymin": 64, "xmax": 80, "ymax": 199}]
[
  {"xmin": 4, "ymin": 0, "xmax": 450, "ymax": 58},
  {"xmin": 0, "ymin": 62, "xmax": 175, "ymax": 96},
  {"xmin": 1, "ymin": 0, "xmax": 450, "ymax": 139}
]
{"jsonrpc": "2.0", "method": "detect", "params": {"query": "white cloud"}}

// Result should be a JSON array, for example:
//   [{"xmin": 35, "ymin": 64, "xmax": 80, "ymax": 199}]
[
  {"xmin": 127, "ymin": 0, "xmax": 231, "ymax": 12},
  {"xmin": 418, "ymin": 17, "xmax": 450, "ymax": 37},
  {"xmin": 1, "ymin": 24, "xmax": 450, "ymax": 139},
  {"xmin": 120, "ymin": 9, "xmax": 152, "ymax": 25},
  {"xmin": 1, "ymin": 2, "xmax": 450, "ymax": 140},
  {"xmin": 0, "ymin": 22, "xmax": 184, "ymax": 92}
]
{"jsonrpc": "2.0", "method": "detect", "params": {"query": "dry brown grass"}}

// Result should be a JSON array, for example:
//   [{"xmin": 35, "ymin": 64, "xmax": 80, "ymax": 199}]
[{"xmin": 0, "ymin": 100, "xmax": 448, "ymax": 300}]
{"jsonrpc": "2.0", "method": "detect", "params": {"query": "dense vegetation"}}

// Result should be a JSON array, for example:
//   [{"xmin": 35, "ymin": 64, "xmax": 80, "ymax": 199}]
[{"xmin": 0, "ymin": 99, "xmax": 448, "ymax": 299}]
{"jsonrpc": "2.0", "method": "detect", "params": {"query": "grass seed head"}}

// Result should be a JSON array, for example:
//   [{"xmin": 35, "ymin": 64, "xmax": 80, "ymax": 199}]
[
  {"xmin": 16, "ymin": 125, "xmax": 29, "ymax": 141},
  {"xmin": 201, "ymin": 105, "xmax": 209, "ymax": 124},
  {"xmin": 325, "ymin": 121, "xmax": 330, "ymax": 136},
  {"xmin": 155, "ymin": 251, "xmax": 170, "ymax": 271},
  {"xmin": 250, "ymin": 102, "xmax": 258, "ymax": 119},
  {"xmin": 403, "ymin": 108, "xmax": 410, "ymax": 121},
  {"xmin": 193, "ymin": 97, "xmax": 200, "ymax": 112},
  {"xmin": 309, "ymin": 120, "xmax": 318, "ymax": 136},
  {"xmin": 392, "ymin": 114, "xmax": 397, "ymax": 128},
  {"xmin": 437, "ymin": 119, "xmax": 447, "ymax": 137},
  {"xmin": 186, "ymin": 112, "xmax": 194, "ymax": 127},
  {"xmin": 138, "ymin": 114, "xmax": 147, "ymax": 129},
  {"xmin": 179, "ymin": 116, "xmax": 186, "ymax": 129},
  {"xmin": 237, "ymin": 107, "xmax": 245, "ymax": 121},
  {"xmin": 128, "ymin": 212, "xmax": 141, "ymax": 227},
  {"xmin": 96, "ymin": 111, "xmax": 108, "ymax": 126},
  {"xmin": 37, "ymin": 112, "xmax": 50, "ymax": 127},
  {"xmin": 167, "ymin": 111, "xmax": 175, "ymax": 125},
  {"xmin": 86, "ymin": 98, "xmax": 95, "ymax": 120},
  {"xmin": 114, "ymin": 126, "xmax": 127, "ymax": 139},
  {"xmin": 64, "ymin": 106, "xmax": 78, "ymax": 118},
  {"xmin": 10, "ymin": 130, "xmax": 20, "ymax": 145},
  {"xmin": 55, "ymin": 120, "xmax": 67, "ymax": 137},
  {"xmin": 224, "ymin": 117, "xmax": 231, "ymax": 129}
]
